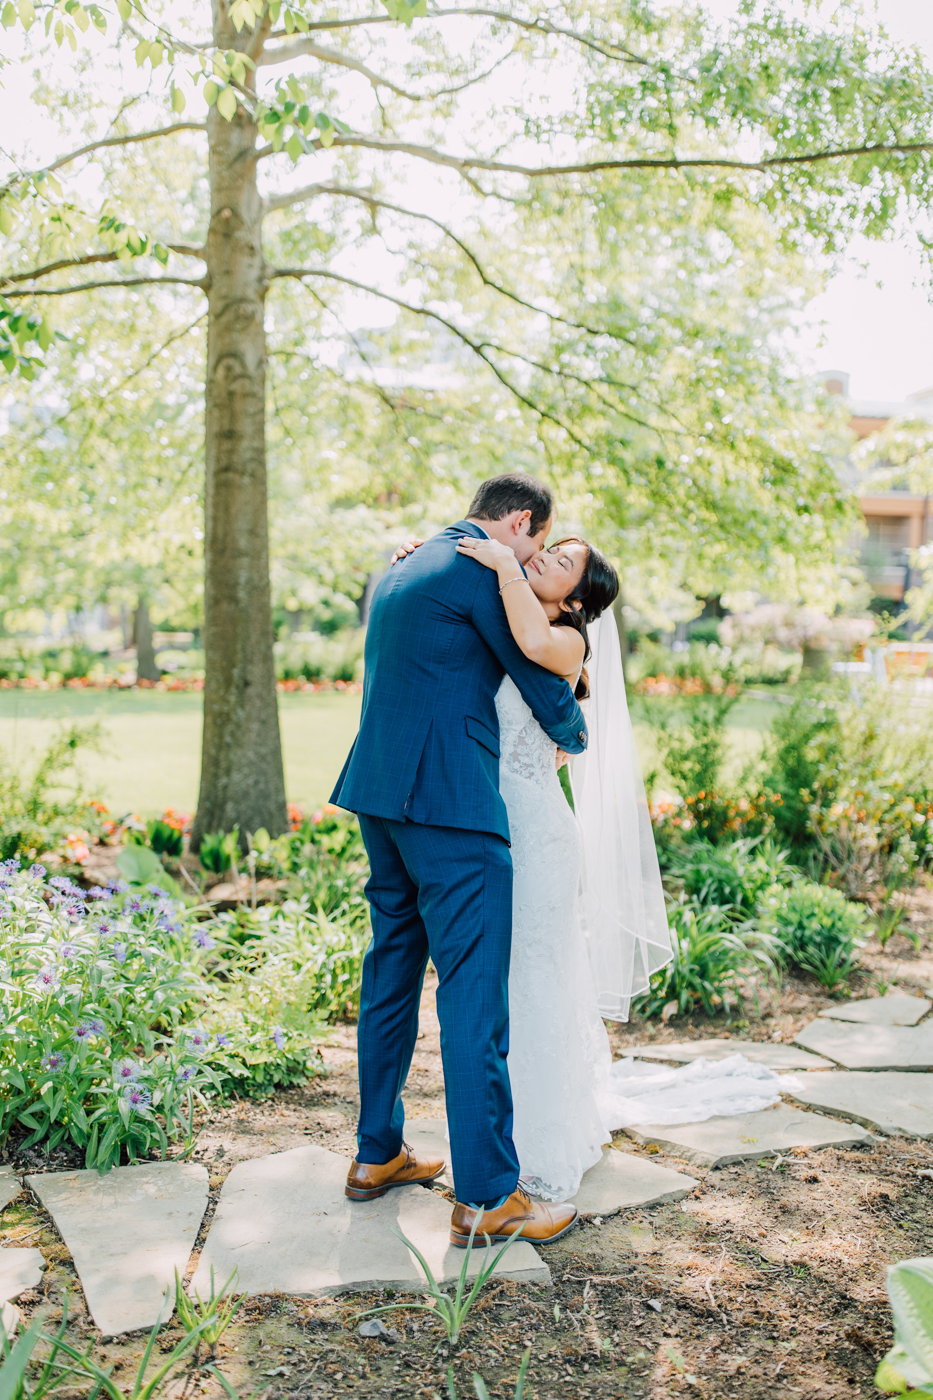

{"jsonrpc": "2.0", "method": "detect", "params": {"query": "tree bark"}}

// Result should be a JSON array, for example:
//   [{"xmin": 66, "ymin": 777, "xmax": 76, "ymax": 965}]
[
  {"xmin": 133, "ymin": 594, "xmax": 161, "ymax": 682},
  {"xmin": 192, "ymin": 0, "xmax": 288, "ymax": 847}
]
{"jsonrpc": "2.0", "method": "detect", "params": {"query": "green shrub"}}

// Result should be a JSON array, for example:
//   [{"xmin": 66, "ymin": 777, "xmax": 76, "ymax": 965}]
[
  {"xmin": 876, "ymin": 1257, "xmax": 933, "ymax": 1396},
  {"xmin": 634, "ymin": 903, "xmax": 778, "ymax": 1019},
  {"xmin": 760, "ymin": 691, "xmax": 841, "ymax": 854},
  {"xmin": 0, "ymin": 726, "xmax": 109, "ymax": 864},
  {"xmin": 0, "ymin": 862, "xmax": 219, "ymax": 1169},
  {"xmin": 146, "ymin": 818, "xmax": 184, "ymax": 859},
  {"xmin": 198, "ymin": 829, "xmax": 240, "ymax": 874},
  {"xmin": 669, "ymin": 837, "xmax": 794, "ymax": 918},
  {"xmin": 760, "ymin": 881, "xmax": 867, "ymax": 991}
]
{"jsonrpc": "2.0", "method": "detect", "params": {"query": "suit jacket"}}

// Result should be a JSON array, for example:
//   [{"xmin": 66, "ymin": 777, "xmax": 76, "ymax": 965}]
[{"xmin": 330, "ymin": 520, "xmax": 588, "ymax": 842}]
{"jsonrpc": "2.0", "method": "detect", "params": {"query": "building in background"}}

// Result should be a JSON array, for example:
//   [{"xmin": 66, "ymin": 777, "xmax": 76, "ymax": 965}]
[{"xmin": 823, "ymin": 370, "xmax": 933, "ymax": 604}]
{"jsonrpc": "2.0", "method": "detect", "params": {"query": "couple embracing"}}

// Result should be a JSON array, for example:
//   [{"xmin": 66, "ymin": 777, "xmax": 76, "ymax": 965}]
[{"xmin": 331, "ymin": 473, "xmax": 672, "ymax": 1246}]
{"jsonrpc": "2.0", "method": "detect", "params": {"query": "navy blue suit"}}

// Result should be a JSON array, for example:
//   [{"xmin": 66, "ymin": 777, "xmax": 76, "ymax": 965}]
[{"xmin": 331, "ymin": 520, "xmax": 587, "ymax": 1202}]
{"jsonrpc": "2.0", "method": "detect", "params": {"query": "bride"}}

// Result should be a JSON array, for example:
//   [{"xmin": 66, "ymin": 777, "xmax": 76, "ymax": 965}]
[{"xmin": 395, "ymin": 529, "xmax": 799, "ymax": 1200}]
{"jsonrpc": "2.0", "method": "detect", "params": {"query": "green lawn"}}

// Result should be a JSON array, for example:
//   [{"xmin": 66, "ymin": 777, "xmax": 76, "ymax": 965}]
[
  {"xmin": 0, "ymin": 686, "xmax": 782, "ymax": 819},
  {"xmin": 0, "ymin": 689, "xmax": 363, "ymax": 818}
]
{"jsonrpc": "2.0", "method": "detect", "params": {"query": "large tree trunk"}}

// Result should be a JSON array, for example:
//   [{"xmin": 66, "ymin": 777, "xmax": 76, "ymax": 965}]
[{"xmin": 192, "ymin": 0, "xmax": 287, "ymax": 847}]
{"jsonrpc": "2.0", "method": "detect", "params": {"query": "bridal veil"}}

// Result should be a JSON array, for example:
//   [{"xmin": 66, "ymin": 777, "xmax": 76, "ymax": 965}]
[{"xmin": 570, "ymin": 609, "xmax": 673, "ymax": 1020}]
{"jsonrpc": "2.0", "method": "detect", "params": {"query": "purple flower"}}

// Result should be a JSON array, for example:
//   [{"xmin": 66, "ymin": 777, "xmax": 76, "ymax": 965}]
[
  {"xmin": 0, "ymin": 858, "xmax": 20, "ymax": 876},
  {"xmin": 96, "ymin": 919, "xmax": 112, "ymax": 935},
  {"xmin": 185, "ymin": 1029, "xmax": 210, "ymax": 1055},
  {"xmin": 123, "ymin": 1084, "xmax": 151, "ymax": 1109},
  {"xmin": 272, "ymin": 1026, "xmax": 286, "ymax": 1050},
  {"xmin": 28, "ymin": 863, "xmax": 47, "ymax": 879},
  {"xmin": 63, "ymin": 902, "xmax": 86, "ymax": 923},
  {"xmin": 112, "ymin": 942, "xmax": 128, "ymax": 963},
  {"xmin": 191, "ymin": 928, "xmax": 215, "ymax": 950},
  {"xmin": 35, "ymin": 964, "xmax": 60, "ymax": 992},
  {"xmin": 0, "ymin": 880, "xmax": 11, "ymax": 893},
  {"xmin": 58, "ymin": 943, "xmax": 79, "ymax": 959},
  {"xmin": 106, "ymin": 879, "xmax": 129, "ymax": 895},
  {"xmin": 72, "ymin": 1018, "xmax": 105, "ymax": 1042},
  {"xmin": 147, "ymin": 884, "xmax": 170, "ymax": 899},
  {"xmin": 50, "ymin": 876, "xmax": 83, "ymax": 897},
  {"xmin": 159, "ymin": 913, "xmax": 183, "ymax": 935},
  {"xmin": 176, "ymin": 1065, "xmax": 196, "ymax": 1084},
  {"xmin": 114, "ymin": 1057, "xmax": 142, "ymax": 1082},
  {"xmin": 86, "ymin": 886, "xmax": 108, "ymax": 901},
  {"xmin": 41, "ymin": 1051, "xmax": 65, "ymax": 1073},
  {"xmin": 126, "ymin": 896, "xmax": 145, "ymax": 914},
  {"xmin": 215, "ymin": 1033, "xmax": 231, "ymax": 1048}
]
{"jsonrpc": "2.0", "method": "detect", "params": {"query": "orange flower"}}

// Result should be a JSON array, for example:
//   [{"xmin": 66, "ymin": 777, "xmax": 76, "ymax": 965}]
[{"xmin": 287, "ymin": 802, "xmax": 304, "ymax": 831}]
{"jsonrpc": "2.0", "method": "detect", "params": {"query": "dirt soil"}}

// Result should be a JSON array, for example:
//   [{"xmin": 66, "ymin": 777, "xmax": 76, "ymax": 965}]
[{"xmin": 6, "ymin": 911, "xmax": 933, "ymax": 1399}]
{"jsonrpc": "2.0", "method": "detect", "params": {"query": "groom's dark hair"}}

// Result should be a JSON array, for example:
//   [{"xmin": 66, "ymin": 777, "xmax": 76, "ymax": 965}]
[{"xmin": 467, "ymin": 473, "xmax": 553, "ymax": 539}]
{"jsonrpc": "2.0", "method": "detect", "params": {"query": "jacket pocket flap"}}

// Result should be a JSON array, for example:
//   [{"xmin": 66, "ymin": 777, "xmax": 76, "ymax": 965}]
[{"xmin": 465, "ymin": 715, "xmax": 500, "ymax": 758}]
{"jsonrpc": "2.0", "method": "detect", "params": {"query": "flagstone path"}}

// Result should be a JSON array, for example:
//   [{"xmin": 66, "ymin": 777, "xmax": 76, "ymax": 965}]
[
  {"xmin": 28, "ymin": 1162, "xmax": 208, "ymax": 1337},
  {"xmin": 629, "ymin": 1038, "xmax": 833, "ymax": 1070},
  {"xmin": 793, "ymin": 1018, "xmax": 933, "ymax": 1069},
  {"xmin": 817, "ymin": 993, "xmax": 931, "ymax": 1026},
  {"xmin": 6, "ymin": 988, "xmax": 933, "ymax": 1335}
]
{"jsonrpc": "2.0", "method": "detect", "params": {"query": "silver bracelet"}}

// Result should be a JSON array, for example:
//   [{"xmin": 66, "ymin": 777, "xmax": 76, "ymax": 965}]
[{"xmin": 499, "ymin": 575, "xmax": 528, "ymax": 594}]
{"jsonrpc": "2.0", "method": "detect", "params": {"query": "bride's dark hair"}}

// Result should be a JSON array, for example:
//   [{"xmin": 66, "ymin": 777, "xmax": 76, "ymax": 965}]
[{"xmin": 549, "ymin": 537, "xmax": 620, "ymax": 700}]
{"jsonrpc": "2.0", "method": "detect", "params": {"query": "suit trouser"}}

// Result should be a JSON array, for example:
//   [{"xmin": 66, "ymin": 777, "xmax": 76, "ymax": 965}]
[{"xmin": 355, "ymin": 814, "xmax": 520, "ymax": 1205}]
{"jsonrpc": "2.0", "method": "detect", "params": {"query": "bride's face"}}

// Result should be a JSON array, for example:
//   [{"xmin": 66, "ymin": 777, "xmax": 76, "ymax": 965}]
[{"xmin": 525, "ymin": 541, "xmax": 588, "ymax": 608}]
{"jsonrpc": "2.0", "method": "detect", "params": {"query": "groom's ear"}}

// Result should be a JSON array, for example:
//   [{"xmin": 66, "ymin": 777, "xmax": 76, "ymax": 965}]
[{"xmin": 509, "ymin": 509, "xmax": 533, "ymax": 537}]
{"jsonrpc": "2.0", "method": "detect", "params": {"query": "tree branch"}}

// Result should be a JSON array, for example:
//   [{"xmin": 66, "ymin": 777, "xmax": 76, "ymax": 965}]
[
  {"xmin": 263, "ymin": 179, "xmax": 639, "ymax": 346},
  {"xmin": 3, "ymin": 276, "xmax": 208, "ymax": 298},
  {"xmin": 0, "ymin": 123, "xmax": 207, "ymax": 201},
  {"xmin": 313, "ymin": 133, "xmax": 933, "ymax": 178},
  {"xmin": 0, "ymin": 244, "xmax": 207, "ymax": 289},
  {"xmin": 271, "ymin": 265, "xmax": 598, "ymax": 449},
  {"xmin": 266, "ymin": 6, "xmax": 649, "ymax": 64},
  {"xmin": 258, "ymin": 36, "xmax": 424, "ymax": 99}
]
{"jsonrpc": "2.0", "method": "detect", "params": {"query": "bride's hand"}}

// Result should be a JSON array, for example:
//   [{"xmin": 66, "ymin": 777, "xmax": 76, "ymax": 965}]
[
  {"xmin": 456, "ymin": 537, "xmax": 520, "ymax": 571},
  {"xmin": 390, "ymin": 538, "xmax": 424, "ymax": 565},
  {"xmin": 555, "ymin": 749, "xmax": 569, "ymax": 771}
]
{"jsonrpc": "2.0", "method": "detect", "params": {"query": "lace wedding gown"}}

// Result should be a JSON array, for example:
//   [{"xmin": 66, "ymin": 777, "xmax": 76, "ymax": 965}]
[{"xmin": 497, "ymin": 676, "xmax": 795, "ymax": 1201}]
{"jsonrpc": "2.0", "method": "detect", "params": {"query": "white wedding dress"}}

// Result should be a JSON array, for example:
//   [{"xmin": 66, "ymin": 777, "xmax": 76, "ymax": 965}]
[{"xmin": 497, "ymin": 674, "xmax": 797, "ymax": 1201}]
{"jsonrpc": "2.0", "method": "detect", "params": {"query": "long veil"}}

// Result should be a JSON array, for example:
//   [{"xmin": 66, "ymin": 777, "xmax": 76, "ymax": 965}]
[{"xmin": 570, "ymin": 609, "xmax": 673, "ymax": 1020}]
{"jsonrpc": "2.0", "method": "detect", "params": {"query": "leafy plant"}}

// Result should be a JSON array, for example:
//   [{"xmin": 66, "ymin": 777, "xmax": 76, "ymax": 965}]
[
  {"xmin": 0, "ymin": 726, "xmax": 109, "ymax": 864},
  {"xmin": 759, "ymin": 690, "xmax": 841, "ymax": 854},
  {"xmin": 116, "ymin": 844, "xmax": 180, "ymax": 896},
  {"xmin": 669, "ymin": 837, "xmax": 794, "ymax": 918},
  {"xmin": 0, "ymin": 1294, "xmax": 222, "ymax": 1400},
  {"xmin": 0, "ymin": 862, "xmax": 222, "ymax": 1168},
  {"xmin": 876, "ymin": 1258, "xmax": 933, "ymax": 1395},
  {"xmin": 760, "ymin": 880, "xmax": 868, "ymax": 991},
  {"xmin": 355, "ymin": 1216, "xmax": 526, "ymax": 1346},
  {"xmin": 634, "ymin": 903, "xmax": 778, "ymax": 1019},
  {"xmin": 146, "ymin": 820, "xmax": 184, "ymax": 860},
  {"xmin": 173, "ymin": 1267, "xmax": 243, "ymax": 1361},
  {"xmin": 198, "ymin": 830, "xmax": 240, "ymax": 875}
]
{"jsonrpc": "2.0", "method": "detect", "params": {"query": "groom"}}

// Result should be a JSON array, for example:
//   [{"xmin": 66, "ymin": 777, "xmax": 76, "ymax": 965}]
[{"xmin": 330, "ymin": 473, "xmax": 587, "ymax": 1246}]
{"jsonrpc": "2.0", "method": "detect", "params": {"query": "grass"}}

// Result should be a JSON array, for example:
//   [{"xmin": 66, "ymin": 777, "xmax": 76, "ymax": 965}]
[
  {"xmin": 0, "ymin": 687, "xmax": 780, "ymax": 819},
  {"xmin": 0, "ymin": 689, "xmax": 363, "ymax": 817}
]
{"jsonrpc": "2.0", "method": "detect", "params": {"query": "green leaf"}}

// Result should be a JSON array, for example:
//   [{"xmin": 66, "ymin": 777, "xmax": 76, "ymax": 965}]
[
  {"xmin": 149, "ymin": 40, "xmax": 163, "ymax": 67},
  {"xmin": 1, "ymin": 3, "xmax": 16, "ymax": 28},
  {"xmin": 216, "ymin": 86, "xmax": 237, "ymax": 122},
  {"xmin": 285, "ymin": 132, "xmax": 302, "ymax": 161},
  {"xmin": 0, "ymin": 205, "xmax": 12, "ymax": 236},
  {"xmin": 203, "ymin": 80, "xmax": 220, "ymax": 107},
  {"xmin": 17, "ymin": 0, "xmax": 34, "ymax": 27},
  {"xmin": 116, "ymin": 0, "xmax": 131, "ymax": 17},
  {"xmin": 116, "ymin": 843, "xmax": 179, "ymax": 895},
  {"xmin": 135, "ymin": 37, "xmax": 150, "ymax": 66},
  {"xmin": 875, "ymin": 1356, "xmax": 910, "ymax": 1394},
  {"xmin": 171, "ymin": 84, "xmax": 186, "ymax": 114}
]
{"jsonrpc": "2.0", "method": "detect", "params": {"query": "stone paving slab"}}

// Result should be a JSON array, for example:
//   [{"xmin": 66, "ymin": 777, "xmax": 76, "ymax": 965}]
[
  {"xmin": 630, "ymin": 1039, "xmax": 834, "ymax": 1071},
  {"xmin": 0, "ymin": 1247, "xmax": 45, "ymax": 1302},
  {"xmin": 406, "ymin": 1119, "xmax": 697, "ymax": 1213},
  {"xmin": 794, "ymin": 1019, "xmax": 933, "ymax": 1070},
  {"xmin": 191, "ymin": 1143, "xmax": 549, "ymax": 1298},
  {"xmin": 1, "ymin": 1301, "xmax": 19, "ymax": 1337},
  {"xmin": 622, "ymin": 1104, "xmax": 874, "ymax": 1168},
  {"xmin": 28, "ymin": 1162, "xmax": 208, "ymax": 1336},
  {"xmin": 0, "ymin": 1168, "xmax": 21, "ymax": 1212},
  {"xmin": 818, "ymin": 994, "xmax": 931, "ymax": 1026},
  {"xmin": 786, "ymin": 1071, "xmax": 933, "ymax": 1138}
]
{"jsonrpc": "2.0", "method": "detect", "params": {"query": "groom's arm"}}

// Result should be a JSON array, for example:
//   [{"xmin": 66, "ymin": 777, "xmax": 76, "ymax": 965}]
[{"xmin": 469, "ymin": 571, "xmax": 588, "ymax": 755}]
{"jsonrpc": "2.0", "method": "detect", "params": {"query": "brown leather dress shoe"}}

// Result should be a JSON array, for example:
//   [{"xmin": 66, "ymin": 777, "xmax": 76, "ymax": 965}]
[
  {"xmin": 450, "ymin": 1187, "xmax": 578, "ymax": 1248},
  {"xmin": 345, "ymin": 1143, "xmax": 446, "ymax": 1201}
]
